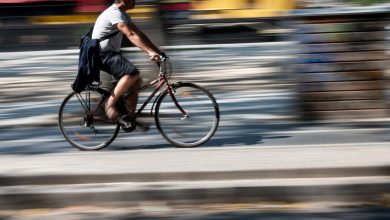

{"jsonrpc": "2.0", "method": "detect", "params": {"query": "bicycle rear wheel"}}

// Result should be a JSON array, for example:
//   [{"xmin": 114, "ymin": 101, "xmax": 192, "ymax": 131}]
[
  {"xmin": 155, "ymin": 82, "xmax": 220, "ymax": 148},
  {"xmin": 59, "ymin": 89, "xmax": 120, "ymax": 150}
]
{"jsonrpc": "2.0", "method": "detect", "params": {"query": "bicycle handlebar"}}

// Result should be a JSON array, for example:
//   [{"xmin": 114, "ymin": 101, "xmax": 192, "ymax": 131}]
[
  {"xmin": 159, "ymin": 52, "xmax": 168, "ymax": 62},
  {"xmin": 157, "ymin": 52, "xmax": 169, "ymax": 75}
]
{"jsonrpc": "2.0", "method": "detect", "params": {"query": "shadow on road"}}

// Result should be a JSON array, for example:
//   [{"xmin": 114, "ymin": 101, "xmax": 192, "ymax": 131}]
[
  {"xmin": 2, "ymin": 119, "xmax": 390, "ymax": 155},
  {"xmin": 108, "ymin": 122, "xmax": 294, "ymax": 151}
]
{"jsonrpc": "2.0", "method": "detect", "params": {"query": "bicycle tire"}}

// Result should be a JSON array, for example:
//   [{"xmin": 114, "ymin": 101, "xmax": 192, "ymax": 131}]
[
  {"xmin": 155, "ymin": 82, "xmax": 220, "ymax": 148},
  {"xmin": 58, "ymin": 90, "xmax": 120, "ymax": 150}
]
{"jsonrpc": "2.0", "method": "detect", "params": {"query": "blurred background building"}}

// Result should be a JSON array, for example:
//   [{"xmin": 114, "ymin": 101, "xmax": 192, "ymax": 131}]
[{"xmin": 0, "ymin": 0, "xmax": 387, "ymax": 51}]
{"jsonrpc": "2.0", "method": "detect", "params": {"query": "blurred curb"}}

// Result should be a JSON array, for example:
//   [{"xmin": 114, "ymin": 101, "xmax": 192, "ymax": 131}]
[
  {"xmin": 0, "ymin": 165, "xmax": 389, "ymax": 209},
  {"xmin": 0, "ymin": 139, "xmax": 389, "ymax": 210},
  {"xmin": 1, "ymin": 166, "xmax": 389, "ymax": 186}
]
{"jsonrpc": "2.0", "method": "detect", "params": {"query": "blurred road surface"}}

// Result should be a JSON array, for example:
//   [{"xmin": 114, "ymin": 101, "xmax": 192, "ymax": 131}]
[
  {"xmin": 0, "ymin": 42, "xmax": 294, "ymax": 153},
  {"xmin": 0, "ymin": 42, "xmax": 389, "ymax": 154}
]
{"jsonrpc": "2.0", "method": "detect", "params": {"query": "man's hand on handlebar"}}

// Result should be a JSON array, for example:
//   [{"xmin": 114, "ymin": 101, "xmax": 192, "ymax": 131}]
[
  {"xmin": 149, "ymin": 51, "xmax": 167, "ymax": 62},
  {"xmin": 148, "ymin": 52, "xmax": 160, "ymax": 62}
]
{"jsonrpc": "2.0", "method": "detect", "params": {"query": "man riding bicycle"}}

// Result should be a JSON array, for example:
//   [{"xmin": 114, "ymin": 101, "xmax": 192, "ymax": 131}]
[{"xmin": 92, "ymin": 0, "xmax": 163, "ymax": 123}]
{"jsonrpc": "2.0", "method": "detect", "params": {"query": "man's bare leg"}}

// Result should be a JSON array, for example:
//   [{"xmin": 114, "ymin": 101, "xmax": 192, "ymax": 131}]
[
  {"xmin": 126, "ymin": 77, "xmax": 141, "ymax": 117},
  {"xmin": 105, "ymin": 74, "xmax": 140, "ymax": 121},
  {"xmin": 126, "ymin": 77, "xmax": 149, "ymax": 131}
]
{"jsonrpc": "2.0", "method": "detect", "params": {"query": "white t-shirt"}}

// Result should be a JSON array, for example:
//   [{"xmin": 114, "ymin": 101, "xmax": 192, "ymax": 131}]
[{"xmin": 92, "ymin": 4, "xmax": 132, "ymax": 52}]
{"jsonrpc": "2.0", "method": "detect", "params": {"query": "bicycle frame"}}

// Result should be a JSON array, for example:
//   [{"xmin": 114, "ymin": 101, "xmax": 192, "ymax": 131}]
[
  {"xmin": 74, "ymin": 58, "xmax": 188, "ymax": 125},
  {"xmin": 60, "ymin": 57, "xmax": 219, "ymax": 149},
  {"xmin": 123, "ymin": 70, "xmax": 188, "ymax": 119}
]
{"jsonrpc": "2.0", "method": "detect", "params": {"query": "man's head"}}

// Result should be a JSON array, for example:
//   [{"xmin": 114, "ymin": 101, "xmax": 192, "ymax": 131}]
[{"xmin": 115, "ymin": 0, "xmax": 135, "ymax": 10}]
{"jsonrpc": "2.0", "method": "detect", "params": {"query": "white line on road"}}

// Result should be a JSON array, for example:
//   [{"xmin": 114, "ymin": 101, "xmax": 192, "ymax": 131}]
[{"xmin": 264, "ymin": 127, "xmax": 389, "ymax": 135}]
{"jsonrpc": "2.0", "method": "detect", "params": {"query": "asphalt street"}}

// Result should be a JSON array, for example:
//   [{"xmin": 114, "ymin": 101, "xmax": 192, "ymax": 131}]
[
  {"xmin": 0, "ymin": 42, "xmax": 389, "ymax": 153},
  {"xmin": 0, "ymin": 43, "xmax": 389, "ymax": 218},
  {"xmin": 0, "ymin": 42, "xmax": 293, "ymax": 151}
]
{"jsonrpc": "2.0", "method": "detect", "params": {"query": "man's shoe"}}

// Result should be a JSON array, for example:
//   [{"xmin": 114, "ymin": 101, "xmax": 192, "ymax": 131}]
[{"xmin": 118, "ymin": 115, "xmax": 136, "ymax": 132}]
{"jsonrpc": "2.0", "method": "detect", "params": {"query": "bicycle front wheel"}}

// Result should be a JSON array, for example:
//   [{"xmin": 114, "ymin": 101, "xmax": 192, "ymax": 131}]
[
  {"xmin": 59, "ymin": 90, "xmax": 120, "ymax": 150},
  {"xmin": 155, "ymin": 82, "xmax": 220, "ymax": 148}
]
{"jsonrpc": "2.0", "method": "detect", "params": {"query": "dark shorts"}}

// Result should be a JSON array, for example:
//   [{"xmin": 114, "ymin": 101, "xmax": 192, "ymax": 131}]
[{"xmin": 100, "ymin": 51, "xmax": 139, "ymax": 78}]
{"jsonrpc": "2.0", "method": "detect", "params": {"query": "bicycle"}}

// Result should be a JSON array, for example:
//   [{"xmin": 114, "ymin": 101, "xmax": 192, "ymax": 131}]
[{"xmin": 59, "ymin": 56, "xmax": 220, "ymax": 150}]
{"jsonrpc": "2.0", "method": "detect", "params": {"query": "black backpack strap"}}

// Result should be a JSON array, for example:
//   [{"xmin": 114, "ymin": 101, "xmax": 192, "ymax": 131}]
[{"xmin": 84, "ymin": 27, "xmax": 93, "ymax": 38}]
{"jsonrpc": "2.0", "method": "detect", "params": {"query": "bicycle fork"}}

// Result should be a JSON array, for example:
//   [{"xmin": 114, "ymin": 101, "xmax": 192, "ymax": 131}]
[{"xmin": 165, "ymin": 82, "xmax": 189, "ymax": 120}]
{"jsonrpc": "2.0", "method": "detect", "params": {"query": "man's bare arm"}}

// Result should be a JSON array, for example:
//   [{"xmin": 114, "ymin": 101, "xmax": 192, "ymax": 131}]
[{"xmin": 117, "ymin": 22, "xmax": 161, "ymax": 61}]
